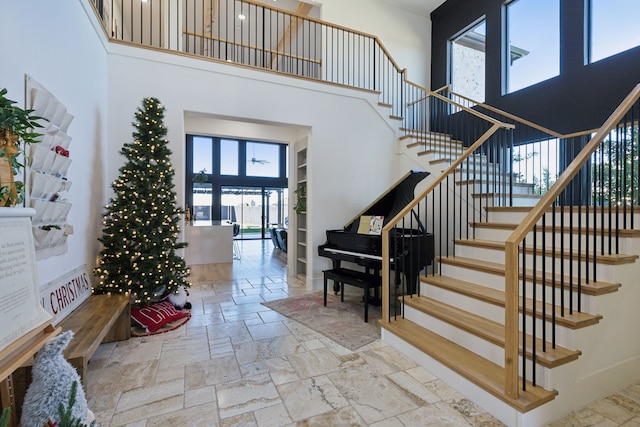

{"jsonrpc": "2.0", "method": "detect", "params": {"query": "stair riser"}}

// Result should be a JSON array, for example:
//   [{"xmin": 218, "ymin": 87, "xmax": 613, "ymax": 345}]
[
  {"xmin": 436, "ymin": 264, "xmax": 598, "ymax": 310},
  {"xmin": 407, "ymin": 141, "xmax": 459, "ymax": 151},
  {"xmin": 459, "ymin": 183, "xmax": 535, "ymax": 195},
  {"xmin": 438, "ymin": 263, "xmax": 509, "ymax": 290},
  {"xmin": 486, "ymin": 210, "xmax": 640, "ymax": 226},
  {"xmin": 451, "ymin": 165, "xmax": 502, "ymax": 177},
  {"xmin": 429, "ymin": 152, "xmax": 487, "ymax": 162},
  {"xmin": 474, "ymin": 196, "xmax": 541, "ymax": 208},
  {"xmin": 472, "ymin": 228, "xmax": 640, "ymax": 254},
  {"xmin": 453, "ymin": 245, "xmax": 625, "ymax": 283},
  {"xmin": 403, "ymin": 304, "xmax": 553, "ymax": 387},
  {"xmin": 420, "ymin": 284, "xmax": 579, "ymax": 346}
]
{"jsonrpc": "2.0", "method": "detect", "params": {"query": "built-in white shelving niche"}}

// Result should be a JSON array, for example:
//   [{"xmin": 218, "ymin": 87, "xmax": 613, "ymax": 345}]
[
  {"xmin": 295, "ymin": 144, "xmax": 307, "ymax": 279},
  {"xmin": 26, "ymin": 76, "xmax": 74, "ymax": 260}
]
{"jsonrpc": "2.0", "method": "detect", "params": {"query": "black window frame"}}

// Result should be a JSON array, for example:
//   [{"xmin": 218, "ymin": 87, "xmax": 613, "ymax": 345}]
[{"xmin": 186, "ymin": 135, "xmax": 288, "ymax": 222}]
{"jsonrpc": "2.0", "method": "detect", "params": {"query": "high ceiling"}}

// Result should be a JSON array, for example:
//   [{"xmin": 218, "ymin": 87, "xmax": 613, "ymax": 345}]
[
  {"xmin": 256, "ymin": 0, "xmax": 447, "ymax": 17},
  {"xmin": 385, "ymin": 0, "xmax": 447, "ymax": 15}
]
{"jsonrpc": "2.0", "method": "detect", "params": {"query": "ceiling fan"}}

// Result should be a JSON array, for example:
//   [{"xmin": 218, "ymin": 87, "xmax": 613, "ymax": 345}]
[{"xmin": 251, "ymin": 157, "xmax": 269, "ymax": 164}]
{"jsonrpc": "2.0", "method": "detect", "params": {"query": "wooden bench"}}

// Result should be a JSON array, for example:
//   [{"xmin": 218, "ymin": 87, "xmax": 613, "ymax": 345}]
[
  {"xmin": 56, "ymin": 293, "xmax": 131, "ymax": 389},
  {"xmin": 323, "ymin": 268, "xmax": 382, "ymax": 323},
  {"xmin": 12, "ymin": 293, "xmax": 131, "ymax": 416}
]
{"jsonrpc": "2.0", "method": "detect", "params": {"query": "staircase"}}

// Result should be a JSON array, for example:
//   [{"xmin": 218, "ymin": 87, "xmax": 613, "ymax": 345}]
[
  {"xmin": 382, "ymin": 204, "xmax": 638, "ymax": 424},
  {"xmin": 379, "ymin": 86, "xmax": 640, "ymax": 426}
]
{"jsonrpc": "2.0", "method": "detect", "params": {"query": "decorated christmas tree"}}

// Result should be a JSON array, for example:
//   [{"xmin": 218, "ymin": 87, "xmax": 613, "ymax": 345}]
[{"xmin": 93, "ymin": 97, "xmax": 189, "ymax": 305}]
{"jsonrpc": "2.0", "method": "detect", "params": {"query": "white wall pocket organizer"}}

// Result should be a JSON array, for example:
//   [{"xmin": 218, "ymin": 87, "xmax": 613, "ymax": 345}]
[{"xmin": 26, "ymin": 76, "xmax": 74, "ymax": 260}]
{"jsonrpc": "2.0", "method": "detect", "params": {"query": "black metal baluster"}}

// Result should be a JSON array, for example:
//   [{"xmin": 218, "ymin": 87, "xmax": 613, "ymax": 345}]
[{"xmin": 578, "ymin": 166, "xmax": 583, "ymax": 312}]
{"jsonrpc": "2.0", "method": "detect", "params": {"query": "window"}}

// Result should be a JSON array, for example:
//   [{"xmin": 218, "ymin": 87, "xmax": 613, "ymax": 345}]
[
  {"xmin": 246, "ymin": 141, "xmax": 280, "ymax": 177},
  {"xmin": 220, "ymin": 139, "xmax": 238, "ymax": 176},
  {"xmin": 506, "ymin": 0, "xmax": 559, "ymax": 93},
  {"xmin": 589, "ymin": 0, "xmax": 640, "ymax": 63},
  {"xmin": 192, "ymin": 136, "xmax": 212, "ymax": 174},
  {"xmin": 450, "ymin": 20, "xmax": 486, "ymax": 102}
]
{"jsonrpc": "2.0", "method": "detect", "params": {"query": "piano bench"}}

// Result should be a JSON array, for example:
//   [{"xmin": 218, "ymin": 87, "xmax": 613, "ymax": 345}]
[{"xmin": 323, "ymin": 268, "xmax": 381, "ymax": 323}]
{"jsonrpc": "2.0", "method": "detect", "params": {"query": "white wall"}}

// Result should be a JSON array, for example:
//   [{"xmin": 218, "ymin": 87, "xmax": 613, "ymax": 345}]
[
  {"xmin": 1, "ymin": 0, "xmax": 413, "ymax": 291},
  {"xmin": 317, "ymin": 0, "xmax": 432, "ymax": 88},
  {"xmin": 106, "ymin": 44, "xmax": 399, "ymax": 288},
  {"xmin": 0, "ymin": 0, "xmax": 109, "ymax": 287}
]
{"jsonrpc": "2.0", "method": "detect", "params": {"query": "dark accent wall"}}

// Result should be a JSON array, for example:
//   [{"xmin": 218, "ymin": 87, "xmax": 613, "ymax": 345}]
[{"xmin": 431, "ymin": 0, "xmax": 640, "ymax": 134}]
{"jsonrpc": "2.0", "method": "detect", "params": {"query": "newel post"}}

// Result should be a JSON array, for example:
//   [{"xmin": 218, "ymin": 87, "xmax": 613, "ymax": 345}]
[
  {"xmin": 381, "ymin": 229, "xmax": 389, "ymax": 322},
  {"xmin": 504, "ymin": 241, "xmax": 519, "ymax": 399}
]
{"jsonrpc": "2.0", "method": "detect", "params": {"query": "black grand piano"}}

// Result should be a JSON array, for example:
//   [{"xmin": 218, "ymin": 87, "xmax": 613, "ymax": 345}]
[{"xmin": 318, "ymin": 170, "xmax": 435, "ymax": 295}]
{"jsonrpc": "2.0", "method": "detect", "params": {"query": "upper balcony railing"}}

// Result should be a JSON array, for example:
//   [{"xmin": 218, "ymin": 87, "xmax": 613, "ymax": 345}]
[{"xmin": 90, "ymin": 0, "xmax": 407, "ymax": 117}]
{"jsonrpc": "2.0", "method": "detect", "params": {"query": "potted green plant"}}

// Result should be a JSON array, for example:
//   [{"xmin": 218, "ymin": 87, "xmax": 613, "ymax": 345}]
[
  {"xmin": 0, "ymin": 88, "xmax": 43, "ymax": 206},
  {"xmin": 192, "ymin": 168, "xmax": 208, "ymax": 184},
  {"xmin": 293, "ymin": 185, "xmax": 306, "ymax": 214}
]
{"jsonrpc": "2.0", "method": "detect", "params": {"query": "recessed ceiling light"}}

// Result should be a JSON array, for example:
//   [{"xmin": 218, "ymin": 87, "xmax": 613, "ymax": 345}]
[{"xmin": 238, "ymin": 13, "xmax": 246, "ymax": 19}]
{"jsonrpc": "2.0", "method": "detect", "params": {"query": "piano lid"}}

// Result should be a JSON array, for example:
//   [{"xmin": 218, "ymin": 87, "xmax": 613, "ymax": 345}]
[{"xmin": 343, "ymin": 170, "xmax": 430, "ymax": 232}]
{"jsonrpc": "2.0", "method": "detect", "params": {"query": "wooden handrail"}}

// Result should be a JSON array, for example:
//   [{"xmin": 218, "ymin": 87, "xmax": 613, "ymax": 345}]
[
  {"xmin": 182, "ymin": 30, "xmax": 322, "ymax": 65},
  {"xmin": 381, "ymin": 122, "xmax": 508, "ymax": 321},
  {"xmin": 433, "ymin": 84, "xmax": 451, "ymax": 94},
  {"xmin": 429, "ymin": 91, "xmax": 517, "ymax": 129},
  {"xmin": 448, "ymin": 89, "xmax": 598, "ymax": 140},
  {"xmin": 407, "ymin": 84, "xmax": 450, "ymax": 108},
  {"xmin": 398, "ymin": 75, "xmax": 516, "ymax": 128},
  {"xmin": 501, "ymin": 82, "xmax": 640, "ymax": 399}
]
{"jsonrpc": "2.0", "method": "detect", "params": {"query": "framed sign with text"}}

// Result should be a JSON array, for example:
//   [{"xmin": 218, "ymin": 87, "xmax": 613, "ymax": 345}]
[{"xmin": 0, "ymin": 208, "xmax": 52, "ymax": 353}]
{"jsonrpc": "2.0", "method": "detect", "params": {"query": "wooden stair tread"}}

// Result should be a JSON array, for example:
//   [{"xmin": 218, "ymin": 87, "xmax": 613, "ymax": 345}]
[
  {"xmin": 421, "ymin": 274, "xmax": 603, "ymax": 329},
  {"xmin": 472, "ymin": 192, "xmax": 543, "ymax": 199},
  {"xmin": 403, "ymin": 296, "xmax": 581, "ymax": 368},
  {"xmin": 455, "ymin": 238, "xmax": 639, "ymax": 265},
  {"xmin": 430, "ymin": 156, "xmax": 490, "ymax": 165},
  {"xmin": 381, "ymin": 317, "xmax": 558, "ymax": 412},
  {"xmin": 406, "ymin": 140, "xmax": 462, "ymax": 149},
  {"xmin": 470, "ymin": 222, "xmax": 640, "ymax": 238},
  {"xmin": 418, "ymin": 148, "xmax": 465, "ymax": 157},
  {"xmin": 400, "ymin": 128, "xmax": 453, "ymax": 138},
  {"xmin": 438, "ymin": 255, "xmax": 621, "ymax": 295}
]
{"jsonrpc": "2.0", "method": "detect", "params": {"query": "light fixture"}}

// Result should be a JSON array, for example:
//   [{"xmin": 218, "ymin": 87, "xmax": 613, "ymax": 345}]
[{"xmin": 238, "ymin": 13, "xmax": 246, "ymax": 20}]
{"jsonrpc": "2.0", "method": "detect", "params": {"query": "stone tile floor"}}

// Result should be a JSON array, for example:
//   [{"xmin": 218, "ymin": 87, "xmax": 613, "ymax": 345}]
[{"xmin": 86, "ymin": 240, "xmax": 640, "ymax": 426}]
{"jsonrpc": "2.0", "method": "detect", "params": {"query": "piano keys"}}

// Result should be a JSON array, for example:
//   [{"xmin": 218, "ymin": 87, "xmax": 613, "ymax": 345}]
[{"xmin": 318, "ymin": 170, "xmax": 435, "ymax": 295}]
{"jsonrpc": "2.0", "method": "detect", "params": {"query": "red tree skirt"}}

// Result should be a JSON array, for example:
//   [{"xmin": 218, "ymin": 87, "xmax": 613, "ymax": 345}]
[{"xmin": 131, "ymin": 312, "xmax": 191, "ymax": 337}]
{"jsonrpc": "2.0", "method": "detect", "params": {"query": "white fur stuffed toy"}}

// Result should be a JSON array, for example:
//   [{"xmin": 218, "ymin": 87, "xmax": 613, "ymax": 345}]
[
  {"xmin": 153, "ymin": 284, "xmax": 191, "ymax": 310},
  {"xmin": 21, "ymin": 331, "xmax": 94, "ymax": 426},
  {"xmin": 167, "ymin": 285, "xmax": 192, "ymax": 310}
]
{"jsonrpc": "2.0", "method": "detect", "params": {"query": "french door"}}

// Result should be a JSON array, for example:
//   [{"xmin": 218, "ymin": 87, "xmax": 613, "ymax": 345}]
[{"xmin": 220, "ymin": 186, "xmax": 288, "ymax": 239}]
